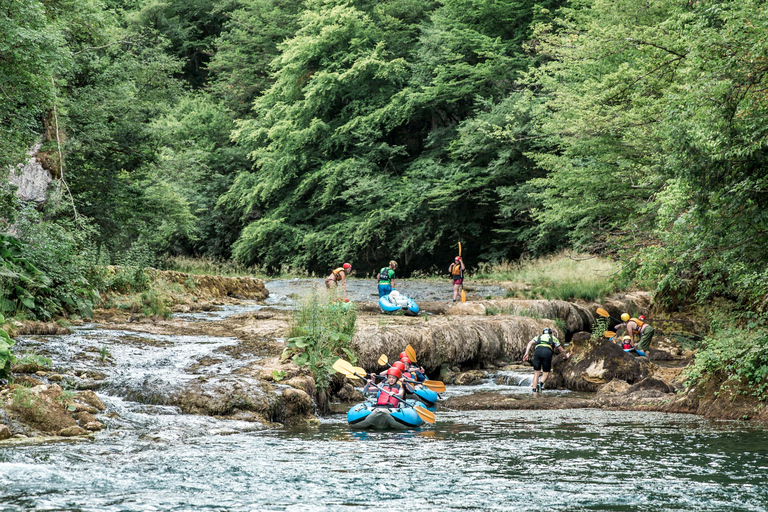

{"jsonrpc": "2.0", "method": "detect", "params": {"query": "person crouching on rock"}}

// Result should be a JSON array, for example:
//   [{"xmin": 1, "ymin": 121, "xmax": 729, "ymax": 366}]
[
  {"xmin": 449, "ymin": 256, "xmax": 465, "ymax": 302},
  {"xmin": 377, "ymin": 260, "xmax": 397, "ymax": 298},
  {"xmin": 325, "ymin": 262, "xmax": 352, "ymax": 301},
  {"xmin": 523, "ymin": 327, "xmax": 571, "ymax": 393},
  {"xmin": 364, "ymin": 368, "xmax": 404, "ymax": 407}
]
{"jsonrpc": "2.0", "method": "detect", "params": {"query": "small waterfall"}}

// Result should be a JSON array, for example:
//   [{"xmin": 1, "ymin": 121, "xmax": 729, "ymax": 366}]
[{"xmin": 492, "ymin": 370, "xmax": 533, "ymax": 387}]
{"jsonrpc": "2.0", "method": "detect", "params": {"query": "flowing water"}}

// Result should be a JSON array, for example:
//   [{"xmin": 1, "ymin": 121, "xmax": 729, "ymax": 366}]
[{"xmin": 2, "ymin": 281, "xmax": 767, "ymax": 511}]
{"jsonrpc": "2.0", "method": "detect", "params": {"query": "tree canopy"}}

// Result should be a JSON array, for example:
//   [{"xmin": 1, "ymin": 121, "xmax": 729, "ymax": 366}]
[{"xmin": 1, "ymin": 0, "xmax": 767, "ymax": 312}]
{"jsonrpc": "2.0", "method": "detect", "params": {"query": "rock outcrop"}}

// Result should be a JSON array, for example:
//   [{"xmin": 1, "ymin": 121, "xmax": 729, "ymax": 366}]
[
  {"xmin": 8, "ymin": 141, "xmax": 53, "ymax": 204},
  {"xmin": 353, "ymin": 316, "xmax": 559, "ymax": 374},
  {"xmin": 546, "ymin": 337, "xmax": 652, "ymax": 391}
]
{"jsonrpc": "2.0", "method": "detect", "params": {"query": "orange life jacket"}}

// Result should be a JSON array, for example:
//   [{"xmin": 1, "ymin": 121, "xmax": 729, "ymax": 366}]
[
  {"xmin": 376, "ymin": 383, "xmax": 401, "ymax": 407},
  {"xmin": 331, "ymin": 268, "xmax": 346, "ymax": 281},
  {"xmin": 629, "ymin": 317, "xmax": 645, "ymax": 328}
]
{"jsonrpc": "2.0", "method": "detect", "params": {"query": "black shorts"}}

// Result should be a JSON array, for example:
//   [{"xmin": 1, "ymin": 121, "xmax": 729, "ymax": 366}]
[{"xmin": 532, "ymin": 346, "xmax": 554, "ymax": 372}]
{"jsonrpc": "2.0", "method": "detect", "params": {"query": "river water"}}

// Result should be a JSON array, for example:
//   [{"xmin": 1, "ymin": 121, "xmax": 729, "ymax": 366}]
[{"xmin": 2, "ymin": 281, "xmax": 767, "ymax": 511}]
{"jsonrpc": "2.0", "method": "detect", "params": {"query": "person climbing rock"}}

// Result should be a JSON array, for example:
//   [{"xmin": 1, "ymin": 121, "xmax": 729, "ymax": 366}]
[
  {"xmin": 522, "ymin": 328, "xmax": 571, "ymax": 393},
  {"xmin": 325, "ymin": 263, "xmax": 352, "ymax": 300},
  {"xmin": 377, "ymin": 260, "xmax": 397, "ymax": 298},
  {"xmin": 449, "ymin": 256, "xmax": 465, "ymax": 302}
]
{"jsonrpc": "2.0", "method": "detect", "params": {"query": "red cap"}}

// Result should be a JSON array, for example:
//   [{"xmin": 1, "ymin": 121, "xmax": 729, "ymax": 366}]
[{"xmin": 639, "ymin": 315, "xmax": 646, "ymax": 321}]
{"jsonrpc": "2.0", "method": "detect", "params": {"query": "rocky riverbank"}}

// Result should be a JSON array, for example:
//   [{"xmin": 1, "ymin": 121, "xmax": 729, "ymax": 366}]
[{"xmin": 2, "ymin": 274, "xmax": 765, "ymax": 443}]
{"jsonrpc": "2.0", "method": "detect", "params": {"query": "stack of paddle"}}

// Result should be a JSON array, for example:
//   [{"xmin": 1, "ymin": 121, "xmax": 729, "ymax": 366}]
[
  {"xmin": 596, "ymin": 307, "xmax": 617, "ymax": 338},
  {"xmin": 332, "ymin": 358, "xmax": 435, "ymax": 423}
]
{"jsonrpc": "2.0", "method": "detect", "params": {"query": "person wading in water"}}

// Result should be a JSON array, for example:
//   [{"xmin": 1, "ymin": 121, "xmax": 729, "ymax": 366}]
[
  {"xmin": 522, "ymin": 328, "xmax": 571, "ymax": 393},
  {"xmin": 325, "ymin": 262, "xmax": 352, "ymax": 301}
]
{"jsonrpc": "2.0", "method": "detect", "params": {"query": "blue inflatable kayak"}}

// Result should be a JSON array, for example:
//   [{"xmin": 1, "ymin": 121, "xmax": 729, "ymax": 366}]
[
  {"xmin": 409, "ymin": 387, "xmax": 438, "ymax": 411},
  {"xmin": 379, "ymin": 290, "xmax": 419, "ymax": 315},
  {"xmin": 347, "ymin": 400, "xmax": 424, "ymax": 429},
  {"xmin": 624, "ymin": 348, "xmax": 647, "ymax": 357}
]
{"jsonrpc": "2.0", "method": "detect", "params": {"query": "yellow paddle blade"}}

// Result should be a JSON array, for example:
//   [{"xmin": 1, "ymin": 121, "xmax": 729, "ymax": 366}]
[
  {"xmin": 332, "ymin": 358, "xmax": 355, "ymax": 376},
  {"xmin": 461, "ymin": 289, "xmax": 466, "ymax": 302},
  {"xmin": 596, "ymin": 307, "xmax": 610, "ymax": 318},
  {"xmin": 405, "ymin": 345, "xmax": 417, "ymax": 363},
  {"xmin": 458, "ymin": 242, "xmax": 462, "ymax": 256},
  {"xmin": 422, "ymin": 380, "xmax": 446, "ymax": 393},
  {"xmin": 604, "ymin": 331, "xmax": 616, "ymax": 338},
  {"xmin": 377, "ymin": 354, "xmax": 388, "ymax": 366},
  {"xmin": 414, "ymin": 405, "xmax": 435, "ymax": 424}
]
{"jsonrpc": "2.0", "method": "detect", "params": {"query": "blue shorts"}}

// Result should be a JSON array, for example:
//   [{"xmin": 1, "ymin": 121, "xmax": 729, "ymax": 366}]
[{"xmin": 378, "ymin": 284, "xmax": 392, "ymax": 298}]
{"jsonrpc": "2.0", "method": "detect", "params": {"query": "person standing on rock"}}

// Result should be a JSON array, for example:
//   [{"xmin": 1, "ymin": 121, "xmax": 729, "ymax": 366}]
[
  {"xmin": 449, "ymin": 256, "xmax": 465, "ymax": 302},
  {"xmin": 522, "ymin": 328, "xmax": 571, "ymax": 393},
  {"xmin": 325, "ymin": 263, "xmax": 352, "ymax": 301},
  {"xmin": 377, "ymin": 260, "xmax": 397, "ymax": 298}
]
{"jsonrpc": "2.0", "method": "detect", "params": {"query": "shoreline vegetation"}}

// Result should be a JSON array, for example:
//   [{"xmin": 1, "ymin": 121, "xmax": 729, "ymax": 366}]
[
  {"xmin": 0, "ymin": 254, "xmax": 765, "ymax": 433},
  {"xmin": 1, "ymin": 0, "xmax": 766, "ymax": 434}
]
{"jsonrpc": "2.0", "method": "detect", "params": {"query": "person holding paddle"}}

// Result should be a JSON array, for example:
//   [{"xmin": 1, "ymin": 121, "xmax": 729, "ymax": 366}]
[
  {"xmin": 401, "ymin": 357, "xmax": 426, "ymax": 383},
  {"xmin": 449, "ymin": 256, "xmax": 465, "ymax": 302},
  {"xmin": 363, "ymin": 367, "xmax": 405, "ymax": 407},
  {"xmin": 522, "ymin": 328, "xmax": 571, "ymax": 393}
]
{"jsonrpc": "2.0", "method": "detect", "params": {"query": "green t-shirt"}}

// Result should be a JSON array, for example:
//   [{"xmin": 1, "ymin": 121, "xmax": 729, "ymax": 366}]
[{"xmin": 378, "ymin": 268, "xmax": 395, "ymax": 284}]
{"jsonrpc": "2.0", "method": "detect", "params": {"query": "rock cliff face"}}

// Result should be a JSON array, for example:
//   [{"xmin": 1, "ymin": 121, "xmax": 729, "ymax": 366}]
[{"xmin": 8, "ymin": 141, "xmax": 53, "ymax": 204}]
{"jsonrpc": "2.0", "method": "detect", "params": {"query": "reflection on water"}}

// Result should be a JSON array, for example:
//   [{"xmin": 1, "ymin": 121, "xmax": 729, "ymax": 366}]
[{"xmin": 1, "ymin": 408, "xmax": 766, "ymax": 512}]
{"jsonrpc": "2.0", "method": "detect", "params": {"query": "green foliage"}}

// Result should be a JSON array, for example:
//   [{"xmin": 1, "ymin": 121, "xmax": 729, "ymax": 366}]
[
  {"xmin": 15, "ymin": 350, "xmax": 52, "ymax": 370},
  {"xmin": 0, "ymin": 0, "xmax": 64, "ymax": 170},
  {"xmin": 0, "ymin": 313, "xmax": 17, "ymax": 381},
  {"xmin": 591, "ymin": 317, "xmax": 609, "ymax": 342},
  {"xmin": 523, "ymin": 0, "xmax": 768, "ymax": 309},
  {"xmin": 271, "ymin": 369, "xmax": 286, "ymax": 382},
  {"xmin": 282, "ymin": 290, "xmax": 358, "ymax": 392},
  {"xmin": 685, "ymin": 325, "xmax": 768, "ymax": 401},
  {"xmin": 223, "ymin": 0, "xmax": 561, "ymax": 273}
]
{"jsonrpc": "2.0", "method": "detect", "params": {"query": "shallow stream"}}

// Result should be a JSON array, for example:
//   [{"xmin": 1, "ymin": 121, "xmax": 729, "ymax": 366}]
[{"xmin": 2, "ymin": 281, "xmax": 766, "ymax": 511}]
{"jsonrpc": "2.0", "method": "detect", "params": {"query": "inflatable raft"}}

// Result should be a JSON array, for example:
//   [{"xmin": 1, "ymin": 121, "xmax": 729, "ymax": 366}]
[
  {"xmin": 409, "ymin": 386, "xmax": 438, "ymax": 411},
  {"xmin": 624, "ymin": 348, "xmax": 647, "ymax": 357},
  {"xmin": 346, "ymin": 400, "xmax": 425, "ymax": 429},
  {"xmin": 379, "ymin": 290, "xmax": 419, "ymax": 315}
]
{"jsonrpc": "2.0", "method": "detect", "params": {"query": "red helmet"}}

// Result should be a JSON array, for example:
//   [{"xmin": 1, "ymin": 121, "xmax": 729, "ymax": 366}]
[
  {"xmin": 639, "ymin": 315, "xmax": 646, "ymax": 321},
  {"xmin": 400, "ymin": 357, "xmax": 410, "ymax": 364},
  {"xmin": 392, "ymin": 361, "xmax": 406, "ymax": 371},
  {"xmin": 455, "ymin": 256, "xmax": 461, "ymax": 262},
  {"xmin": 399, "ymin": 352, "xmax": 408, "ymax": 360},
  {"xmin": 385, "ymin": 368, "xmax": 402, "ymax": 378},
  {"xmin": 343, "ymin": 263, "xmax": 351, "ymax": 270}
]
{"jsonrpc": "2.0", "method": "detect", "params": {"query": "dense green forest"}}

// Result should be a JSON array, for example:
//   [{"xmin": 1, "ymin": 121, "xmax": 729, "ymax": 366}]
[{"xmin": 2, "ymin": 0, "xmax": 767, "ymax": 318}]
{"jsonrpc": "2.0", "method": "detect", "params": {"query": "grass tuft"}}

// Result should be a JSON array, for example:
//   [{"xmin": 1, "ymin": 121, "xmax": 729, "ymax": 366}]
[{"xmin": 476, "ymin": 251, "xmax": 627, "ymax": 302}]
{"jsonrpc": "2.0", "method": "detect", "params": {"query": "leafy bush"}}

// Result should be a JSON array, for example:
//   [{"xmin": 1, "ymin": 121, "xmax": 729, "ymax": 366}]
[
  {"xmin": 282, "ymin": 290, "xmax": 358, "ymax": 392},
  {"xmin": 684, "ymin": 323, "xmax": 768, "ymax": 401},
  {"xmin": 0, "ymin": 313, "xmax": 16, "ymax": 381}
]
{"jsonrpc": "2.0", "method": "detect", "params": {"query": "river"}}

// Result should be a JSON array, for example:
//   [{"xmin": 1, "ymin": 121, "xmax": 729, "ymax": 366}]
[{"xmin": 1, "ymin": 281, "xmax": 766, "ymax": 511}]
